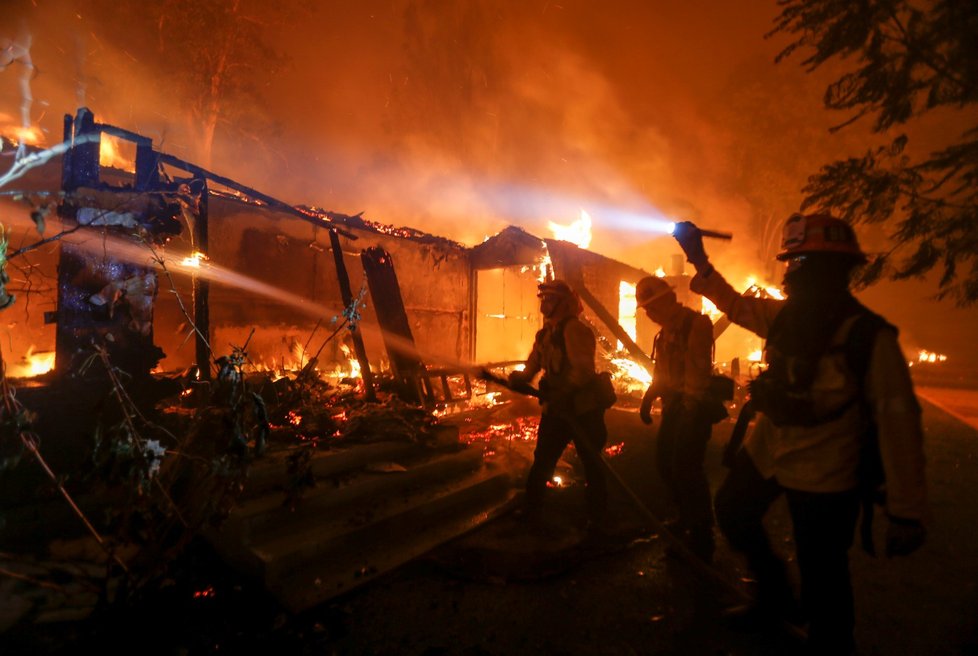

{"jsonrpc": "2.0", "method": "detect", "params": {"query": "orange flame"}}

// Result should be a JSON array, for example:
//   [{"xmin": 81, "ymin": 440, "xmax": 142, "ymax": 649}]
[
  {"xmin": 917, "ymin": 349, "xmax": 947, "ymax": 364},
  {"xmin": 548, "ymin": 209, "xmax": 593, "ymax": 248},
  {"xmin": 99, "ymin": 134, "xmax": 135, "ymax": 172},
  {"xmin": 6, "ymin": 346, "xmax": 55, "ymax": 378}
]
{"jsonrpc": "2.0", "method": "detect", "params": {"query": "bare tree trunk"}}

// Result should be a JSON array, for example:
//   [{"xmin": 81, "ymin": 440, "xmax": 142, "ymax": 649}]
[{"xmin": 194, "ymin": 0, "xmax": 240, "ymax": 167}]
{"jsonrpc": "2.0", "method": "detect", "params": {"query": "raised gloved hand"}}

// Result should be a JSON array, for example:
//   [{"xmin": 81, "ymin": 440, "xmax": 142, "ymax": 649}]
[
  {"xmin": 672, "ymin": 221, "xmax": 709, "ymax": 269},
  {"xmin": 886, "ymin": 517, "xmax": 926, "ymax": 557},
  {"xmin": 639, "ymin": 384, "xmax": 657, "ymax": 425}
]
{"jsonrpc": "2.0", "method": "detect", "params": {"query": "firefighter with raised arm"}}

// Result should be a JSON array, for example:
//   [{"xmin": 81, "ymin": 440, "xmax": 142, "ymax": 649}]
[
  {"xmin": 508, "ymin": 279, "xmax": 609, "ymax": 531},
  {"xmin": 635, "ymin": 275, "xmax": 724, "ymax": 561},
  {"xmin": 673, "ymin": 215, "xmax": 928, "ymax": 655}
]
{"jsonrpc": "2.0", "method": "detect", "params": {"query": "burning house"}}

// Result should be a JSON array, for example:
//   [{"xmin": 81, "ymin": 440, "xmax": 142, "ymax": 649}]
[{"xmin": 0, "ymin": 107, "xmax": 701, "ymax": 612}]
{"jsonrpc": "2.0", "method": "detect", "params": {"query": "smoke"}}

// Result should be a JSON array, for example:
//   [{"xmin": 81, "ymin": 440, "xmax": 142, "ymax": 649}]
[{"xmin": 3, "ymin": 0, "xmax": 974, "ymax": 365}]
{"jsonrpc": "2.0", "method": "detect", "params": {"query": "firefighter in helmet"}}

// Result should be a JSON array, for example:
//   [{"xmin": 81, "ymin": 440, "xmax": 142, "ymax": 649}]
[
  {"xmin": 636, "ymin": 274, "xmax": 720, "ymax": 561},
  {"xmin": 508, "ymin": 279, "xmax": 608, "ymax": 530},
  {"xmin": 673, "ymin": 214, "xmax": 928, "ymax": 655}
]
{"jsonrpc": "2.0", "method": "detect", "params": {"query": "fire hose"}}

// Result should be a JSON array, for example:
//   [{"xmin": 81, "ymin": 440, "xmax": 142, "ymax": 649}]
[{"xmin": 477, "ymin": 368, "xmax": 807, "ymax": 641}]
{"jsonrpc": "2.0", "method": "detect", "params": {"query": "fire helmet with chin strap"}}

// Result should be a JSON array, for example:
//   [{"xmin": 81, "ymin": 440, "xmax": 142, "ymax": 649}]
[
  {"xmin": 635, "ymin": 275, "xmax": 675, "ymax": 308},
  {"xmin": 776, "ymin": 213, "xmax": 867, "ymax": 263}
]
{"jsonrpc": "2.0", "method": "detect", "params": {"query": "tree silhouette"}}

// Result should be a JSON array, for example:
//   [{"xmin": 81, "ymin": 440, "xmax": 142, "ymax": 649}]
[
  {"xmin": 88, "ymin": 0, "xmax": 294, "ymax": 168},
  {"xmin": 771, "ymin": 0, "xmax": 978, "ymax": 304}
]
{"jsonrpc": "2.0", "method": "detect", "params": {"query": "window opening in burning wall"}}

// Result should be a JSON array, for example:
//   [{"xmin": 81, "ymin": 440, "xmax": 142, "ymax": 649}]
[
  {"xmin": 475, "ymin": 266, "xmax": 542, "ymax": 364},
  {"xmin": 617, "ymin": 280, "xmax": 637, "ymax": 351}
]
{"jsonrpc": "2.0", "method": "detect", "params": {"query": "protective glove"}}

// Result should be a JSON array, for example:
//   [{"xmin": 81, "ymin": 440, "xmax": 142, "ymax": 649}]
[
  {"xmin": 507, "ymin": 370, "xmax": 528, "ymax": 387},
  {"xmin": 672, "ymin": 221, "xmax": 709, "ymax": 269},
  {"xmin": 639, "ymin": 384, "xmax": 656, "ymax": 425},
  {"xmin": 885, "ymin": 517, "xmax": 926, "ymax": 557}
]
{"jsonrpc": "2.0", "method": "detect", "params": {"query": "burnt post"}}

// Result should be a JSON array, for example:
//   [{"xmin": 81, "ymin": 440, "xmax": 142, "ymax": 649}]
[
  {"xmin": 328, "ymin": 229, "xmax": 375, "ymax": 400},
  {"xmin": 63, "ymin": 107, "xmax": 100, "ymax": 191},
  {"xmin": 191, "ymin": 178, "xmax": 211, "ymax": 381}
]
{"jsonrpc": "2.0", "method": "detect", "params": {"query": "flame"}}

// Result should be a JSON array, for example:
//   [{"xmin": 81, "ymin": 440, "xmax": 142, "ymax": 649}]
[
  {"xmin": 701, "ymin": 296, "xmax": 723, "ymax": 321},
  {"xmin": 0, "ymin": 123, "xmax": 44, "ymax": 147},
  {"xmin": 99, "ymin": 134, "xmax": 135, "ymax": 171},
  {"xmin": 747, "ymin": 350, "xmax": 763, "ymax": 362},
  {"xmin": 654, "ymin": 267, "xmax": 667, "ymax": 278},
  {"xmin": 608, "ymin": 356, "xmax": 653, "ymax": 394},
  {"xmin": 618, "ymin": 280, "xmax": 637, "ymax": 350},
  {"xmin": 744, "ymin": 276, "xmax": 785, "ymax": 300},
  {"xmin": 291, "ymin": 340, "xmax": 312, "ymax": 368},
  {"xmin": 917, "ymin": 349, "xmax": 947, "ymax": 364},
  {"xmin": 180, "ymin": 251, "xmax": 207, "ymax": 268},
  {"xmin": 536, "ymin": 253, "xmax": 554, "ymax": 282},
  {"xmin": 340, "ymin": 344, "xmax": 361, "ymax": 379},
  {"xmin": 548, "ymin": 209, "xmax": 592, "ymax": 248},
  {"xmin": 6, "ymin": 346, "xmax": 55, "ymax": 378}
]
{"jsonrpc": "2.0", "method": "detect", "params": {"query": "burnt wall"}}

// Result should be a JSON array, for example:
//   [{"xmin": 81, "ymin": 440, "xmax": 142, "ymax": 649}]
[{"xmin": 152, "ymin": 197, "xmax": 472, "ymax": 374}]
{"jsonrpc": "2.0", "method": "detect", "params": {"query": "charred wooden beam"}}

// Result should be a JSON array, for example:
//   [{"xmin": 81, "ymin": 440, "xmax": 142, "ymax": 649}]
[
  {"xmin": 156, "ymin": 153, "xmax": 357, "ymax": 240},
  {"xmin": 566, "ymin": 279, "xmax": 656, "ymax": 372},
  {"xmin": 328, "ymin": 229, "xmax": 375, "ymax": 401}
]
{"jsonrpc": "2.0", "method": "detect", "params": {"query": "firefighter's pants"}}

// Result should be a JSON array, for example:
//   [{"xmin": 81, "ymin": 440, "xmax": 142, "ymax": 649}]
[
  {"xmin": 716, "ymin": 449, "xmax": 861, "ymax": 654},
  {"xmin": 526, "ymin": 409, "xmax": 608, "ymax": 520},
  {"xmin": 655, "ymin": 398, "xmax": 714, "ymax": 535}
]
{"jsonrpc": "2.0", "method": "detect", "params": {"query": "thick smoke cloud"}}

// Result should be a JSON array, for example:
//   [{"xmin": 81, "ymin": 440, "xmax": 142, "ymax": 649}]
[{"xmin": 1, "ymin": 0, "xmax": 975, "ymax": 365}]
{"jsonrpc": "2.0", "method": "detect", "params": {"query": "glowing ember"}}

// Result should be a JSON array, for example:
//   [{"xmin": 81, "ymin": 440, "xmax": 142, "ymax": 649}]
[
  {"xmin": 604, "ymin": 442, "xmax": 624, "ymax": 457},
  {"xmin": 287, "ymin": 411, "xmax": 302, "ymax": 426},
  {"xmin": 549, "ymin": 475, "xmax": 564, "ymax": 487},
  {"xmin": 192, "ymin": 586, "xmax": 216, "ymax": 599},
  {"xmin": 462, "ymin": 416, "xmax": 539, "ymax": 445},
  {"xmin": 548, "ymin": 209, "xmax": 593, "ymax": 248},
  {"xmin": 6, "ymin": 346, "xmax": 55, "ymax": 378}
]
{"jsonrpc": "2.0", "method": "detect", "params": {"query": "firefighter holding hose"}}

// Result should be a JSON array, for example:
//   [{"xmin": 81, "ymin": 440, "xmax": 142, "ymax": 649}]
[
  {"xmin": 508, "ymin": 279, "xmax": 610, "ymax": 532},
  {"xmin": 673, "ymin": 214, "xmax": 928, "ymax": 655}
]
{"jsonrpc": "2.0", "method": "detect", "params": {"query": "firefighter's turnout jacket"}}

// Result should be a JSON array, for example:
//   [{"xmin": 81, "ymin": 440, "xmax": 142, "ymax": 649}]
[
  {"xmin": 519, "ymin": 316, "xmax": 598, "ymax": 415},
  {"xmin": 691, "ymin": 268, "xmax": 928, "ymax": 521},
  {"xmin": 652, "ymin": 304, "xmax": 713, "ymax": 406}
]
